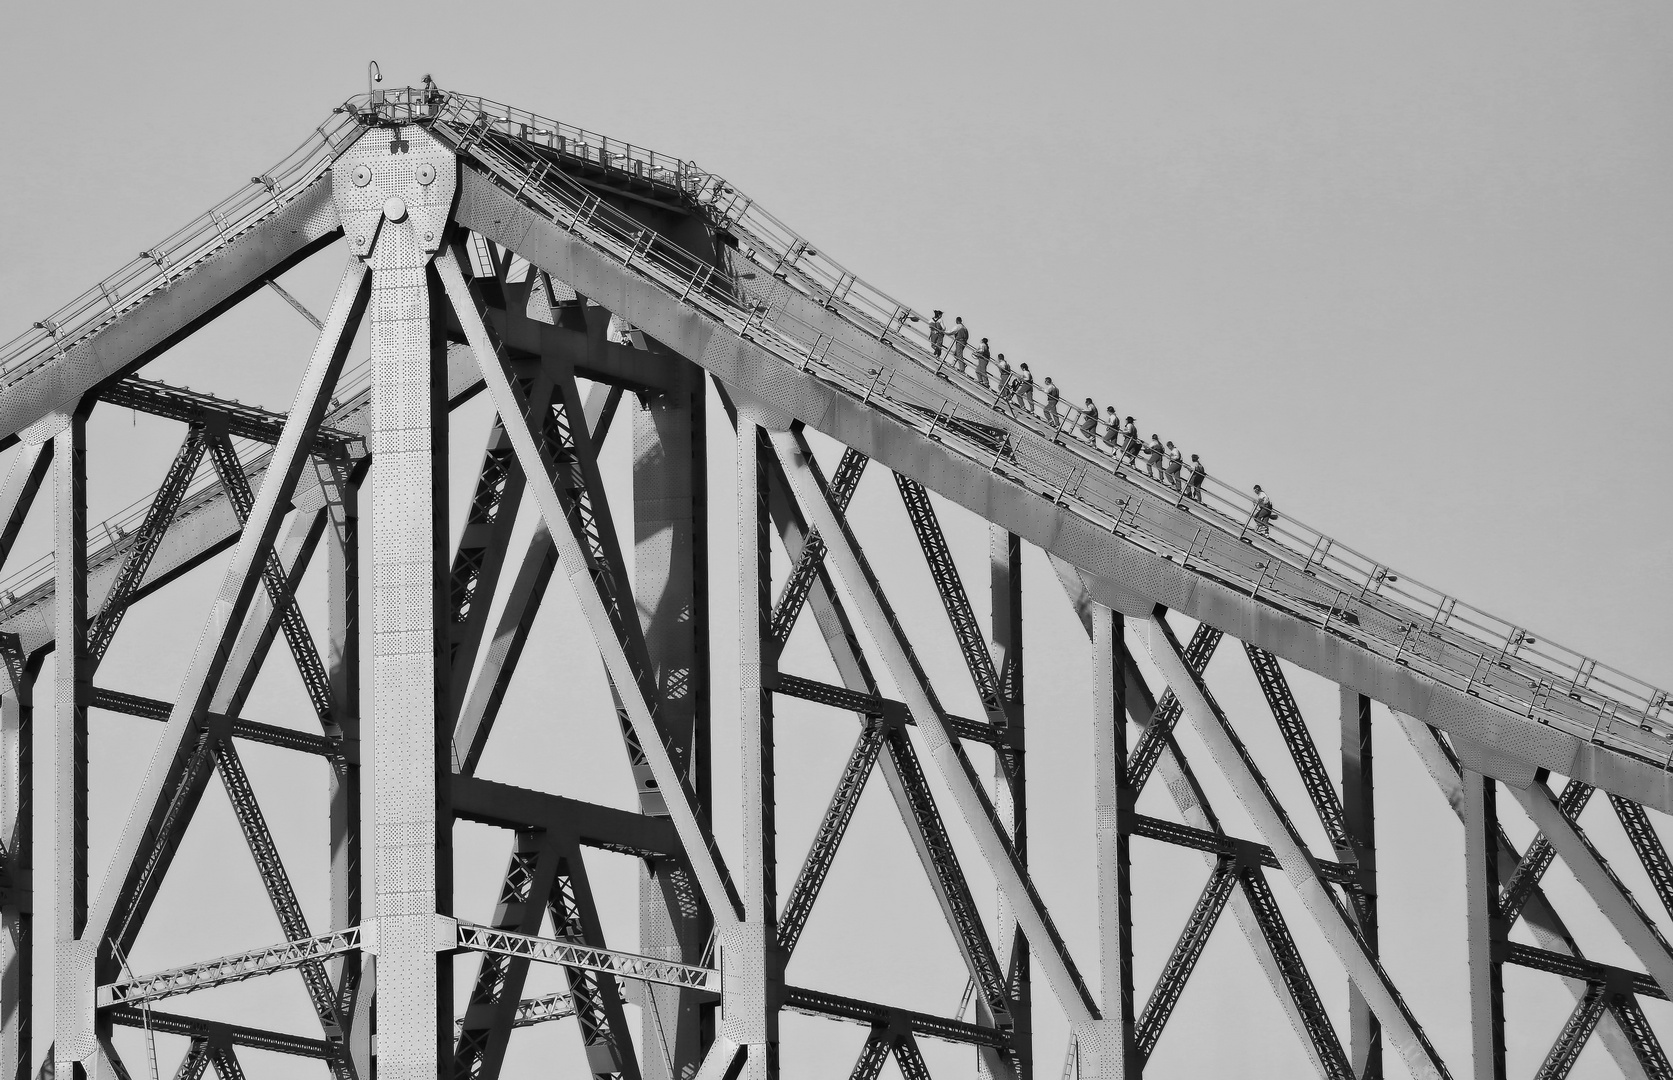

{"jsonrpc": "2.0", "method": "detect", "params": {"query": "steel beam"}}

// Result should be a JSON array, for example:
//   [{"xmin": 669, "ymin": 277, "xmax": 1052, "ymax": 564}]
[
  {"xmin": 1533, "ymin": 984, "xmax": 1607, "ymax": 1080},
  {"xmin": 776, "ymin": 719, "xmax": 885, "ymax": 956},
  {"xmin": 82, "ymin": 259, "xmax": 367, "ymax": 1052},
  {"xmin": 727, "ymin": 415, "xmax": 778, "ymax": 1078},
  {"xmin": 767, "ymin": 449, "xmax": 865, "ymax": 652},
  {"xmin": 1462, "ymin": 771, "xmax": 1505, "ymax": 1080},
  {"xmin": 0, "ymin": 176, "xmax": 340, "ymax": 446},
  {"xmin": 0, "ymin": 644, "xmax": 32, "ymax": 1080},
  {"xmin": 0, "ymin": 441, "xmax": 41, "ymax": 1080},
  {"xmin": 204, "ymin": 429, "xmax": 334, "ymax": 727},
  {"xmin": 770, "ymin": 426, "xmax": 1097, "ymax": 1026},
  {"xmin": 448, "ymin": 382, "xmax": 619, "ymax": 777},
  {"xmin": 1083, "ymin": 604, "xmax": 1133, "ymax": 1078},
  {"xmin": 86, "ymin": 687, "xmax": 335, "ymax": 757},
  {"xmin": 781, "ymin": 986, "xmax": 1006, "ymax": 1048},
  {"xmin": 440, "ymin": 248, "xmax": 742, "ymax": 928},
  {"xmin": 99, "ymin": 927, "xmax": 364, "ymax": 1007},
  {"xmin": 1141, "ymin": 612, "xmax": 1449, "ymax": 1080},
  {"xmin": 86, "ymin": 430, "xmax": 208, "ymax": 666},
  {"xmin": 211, "ymin": 737, "xmax": 350, "ymax": 1071},
  {"xmin": 364, "ymin": 188, "xmax": 453, "ymax": 1080},
  {"xmin": 453, "ymin": 833, "xmax": 561, "ymax": 1080},
  {"xmin": 98, "ymin": 377, "xmax": 356, "ymax": 457},
  {"xmin": 1396, "ymin": 713, "xmax": 1653, "ymax": 1080},
  {"xmin": 746, "ymin": 415, "xmax": 1014, "ymax": 1075},
  {"xmin": 1510, "ymin": 780, "xmax": 1673, "ymax": 1001},
  {"xmin": 1134, "ymin": 860, "xmax": 1237, "ymax": 1064},
  {"xmin": 1612, "ymin": 796, "xmax": 1673, "ymax": 923},
  {"xmin": 1500, "ymin": 781, "xmax": 1594, "ymax": 927},
  {"xmin": 1340, "ymin": 688, "xmax": 1381, "ymax": 1080},
  {"xmin": 455, "ymin": 922, "xmax": 718, "ymax": 992},
  {"xmin": 546, "ymin": 844, "xmax": 642, "ymax": 1079},
  {"xmin": 632, "ymin": 348, "xmax": 711, "ymax": 1080},
  {"xmin": 107, "ymin": 1008, "xmax": 334, "ymax": 1059},
  {"xmin": 990, "ymin": 527, "xmax": 1030, "ymax": 1079},
  {"xmin": 1052, "ymin": 556, "xmax": 1339, "ymax": 1078},
  {"xmin": 52, "ymin": 409, "xmax": 93, "ymax": 1080},
  {"xmin": 318, "ymin": 454, "xmax": 366, "ymax": 1078},
  {"xmin": 1128, "ymin": 624, "xmax": 1221, "ymax": 796}
]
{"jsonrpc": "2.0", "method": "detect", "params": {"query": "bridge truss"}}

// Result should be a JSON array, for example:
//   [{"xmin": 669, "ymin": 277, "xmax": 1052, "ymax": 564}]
[{"xmin": 0, "ymin": 84, "xmax": 1670, "ymax": 1079}]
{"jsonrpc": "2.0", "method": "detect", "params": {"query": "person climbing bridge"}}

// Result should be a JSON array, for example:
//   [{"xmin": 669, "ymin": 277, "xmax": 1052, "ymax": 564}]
[
  {"xmin": 993, "ymin": 353, "xmax": 1012, "ymax": 410},
  {"xmin": 1043, "ymin": 377, "xmax": 1062, "ymax": 429},
  {"xmin": 1251, "ymin": 484, "xmax": 1277, "ymax": 536},
  {"xmin": 928, "ymin": 310, "xmax": 946, "ymax": 358},
  {"xmin": 1187, "ymin": 454, "xmax": 1206, "ymax": 502},
  {"xmin": 1146, "ymin": 434, "xmax": 1166, "ymax": 482},
  {"xmin": 1079, "ymin": 398, "xmax": 1100, "ymax": 443},
  {"xmin": 949, "ymin": 317, "xmax": 969, "ymax": 369},
  {"xmin": 1015, "ymin": 363, "xmax": 1035, "ymax": 414},
  {"xmin": 1121, "ymin": 416, "xmax": 1140, "ymax": 466},
  {"xmin": 972, "ymin": 337, "xmax": 992, "ymax": 387},
  {"xmin": 1101, "ymin": 406, "xmax": 1122, "ymax": 455},
  {"xmin": 1165, "ymin": 441, "xmax": 1184, "ymax": 492}
]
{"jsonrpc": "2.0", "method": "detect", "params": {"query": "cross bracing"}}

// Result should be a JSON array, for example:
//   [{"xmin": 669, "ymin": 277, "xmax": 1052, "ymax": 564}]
[{"xmin": 0, "ymin": 81, "xmax": 1666, "ymax": 1080}]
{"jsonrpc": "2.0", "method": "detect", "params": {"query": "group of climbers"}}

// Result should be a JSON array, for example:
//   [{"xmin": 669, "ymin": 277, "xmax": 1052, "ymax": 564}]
[{"xmin": 923, "ymin": 309, "xmax": 1276, "ymax": 535}]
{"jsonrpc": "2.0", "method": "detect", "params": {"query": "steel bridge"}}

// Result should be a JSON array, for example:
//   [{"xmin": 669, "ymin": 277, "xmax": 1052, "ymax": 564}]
[{"xmin": 0, "ymin": 83, "xmax": 1669, "ymax": 1079}]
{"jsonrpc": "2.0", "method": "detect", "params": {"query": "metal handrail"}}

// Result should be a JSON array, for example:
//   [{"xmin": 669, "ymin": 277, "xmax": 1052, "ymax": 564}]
[
  {"xmin": 3, "ymin": 84, "xmax": 1663, "ymax": 771},
  {"xmin": 0, "ymin": 112, "xmax": 364, "ymax": 395},
  {"xmin": 433, "ymin": 108, "xmax": 1673, "ymax": 770}
]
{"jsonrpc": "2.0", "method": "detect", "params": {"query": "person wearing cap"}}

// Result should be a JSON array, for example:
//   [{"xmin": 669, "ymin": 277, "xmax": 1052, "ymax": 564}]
[
  {"xmin": 1187, "ymin": 454, "xmax": 1206, "ymax": 501},
  {"xmin": 928, "ymin": 311, "xmax": 946, "ymax": 358},
  {"xmin": 1043, "ymin": 377, "xmax": 1062, "ymax": 430},
  {"xmin": 1079, "ymin": 398, "xmax": 1100, "ymax": 443},
  {"xmin": 1100, "ymin": 406, "xmax": 1122, "ymax": 454},
  {"xmin": 972, "ymin": 337, "xmax": 992, "ymax": 387},
  {"xmin": 950, "ymin": 317, "xmax": 969, "ymax": 368},
  {"xmin": 1164, "ymin": 441, "xmax": 1184, "ymax": 491},
  {"xmin": 1120, "ymin": 417, "xmax": 1139, "ymax": 466}
]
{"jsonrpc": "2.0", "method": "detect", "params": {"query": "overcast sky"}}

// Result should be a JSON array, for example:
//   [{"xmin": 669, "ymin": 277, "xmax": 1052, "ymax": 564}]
[{"xmin": 2, "ymin": 4, "xmax": 1670, "ymax": 1079}]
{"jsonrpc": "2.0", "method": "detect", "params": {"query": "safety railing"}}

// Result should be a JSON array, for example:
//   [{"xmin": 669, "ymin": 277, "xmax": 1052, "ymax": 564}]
[
  {"xmin": 0, "ymin": 110, "xmax": 364, "ymax": 396},
  {"xmin": 3, "ymin": 85, "xmax": 1664, "ymax": 770},
  {"xmin": 438, "ymin": 111, "xmax": 1673, "ymax": 770}
]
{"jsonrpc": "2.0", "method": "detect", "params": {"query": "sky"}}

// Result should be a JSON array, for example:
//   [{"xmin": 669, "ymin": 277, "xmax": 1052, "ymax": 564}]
[{"xmin": 1, "ymin": 3, "xmax": 1671, "ymax": 1079}]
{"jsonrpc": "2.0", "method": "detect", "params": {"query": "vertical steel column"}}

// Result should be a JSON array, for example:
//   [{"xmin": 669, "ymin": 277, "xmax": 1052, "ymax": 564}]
[
  {"xmin": 1085, "ymin": 604, "xmax": 1136, "ymax": 1078},
  {"xmin": 727, "ymin": 415, "xmax": 778, "ymax": 1078},
  {"xmin": 990, "ymin": 528, "xmax": 1031, "ymax": 1078},
  {"xmin": 1463, "ymin": 770, "xmax": 1505, "ymax": 1080},
  {"xmin": 1342, "ymin": 689, "xmax": 1380, "ymax": 1080},
  {"xmin": 368, "ymin": 245, "xmax": 451, "ymax": 1075},
  {"xmin": 323, "ymin": 461, "xmax": 367, "ymax": 1077},
  {"xmin": 1, "ymin": 647, "xmax": 33, "ymax": 1080},
  {"xmin": 52, "ymin": 413, "xmax": 93, "ymax": 1080},
  {"xmin": 633, "ymin": 361, "xmax": 711, "ymax": 1079}
]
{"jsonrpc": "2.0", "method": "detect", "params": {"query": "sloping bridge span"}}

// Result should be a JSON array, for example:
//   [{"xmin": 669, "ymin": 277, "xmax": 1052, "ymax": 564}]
[{"xmin": 0, "ymin": 85, "xmax": 1668, "ymax": 1080}]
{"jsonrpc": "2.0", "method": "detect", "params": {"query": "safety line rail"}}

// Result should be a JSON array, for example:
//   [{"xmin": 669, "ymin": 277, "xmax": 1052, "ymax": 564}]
[{"xmin": 426, "ymin": 101, "xmax": 1673, "ymax": 773}]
